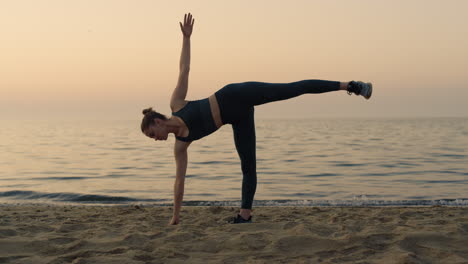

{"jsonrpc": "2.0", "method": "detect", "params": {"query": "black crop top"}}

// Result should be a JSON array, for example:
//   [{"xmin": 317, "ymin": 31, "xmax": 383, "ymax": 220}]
[{"xmin": 172, "ymin": 98, "xmax": 218, "ymax": 142}]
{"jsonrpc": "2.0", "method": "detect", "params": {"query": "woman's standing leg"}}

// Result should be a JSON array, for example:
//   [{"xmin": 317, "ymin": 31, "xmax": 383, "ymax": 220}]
[{"xmin": 232, "ymin": 106, "xmax": 256, "ymax": 219}]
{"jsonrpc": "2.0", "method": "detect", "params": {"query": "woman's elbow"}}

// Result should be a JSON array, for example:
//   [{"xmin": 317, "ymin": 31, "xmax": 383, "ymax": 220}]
[{"xmin": 180, "ymin": 66, "xmax": 190, "ymax": 72}]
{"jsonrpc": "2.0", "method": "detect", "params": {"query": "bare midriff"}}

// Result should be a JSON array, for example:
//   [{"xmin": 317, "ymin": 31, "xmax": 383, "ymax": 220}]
[{"xmin": 209, "ymin": 94, "xmax": 223, "ymax": 129}]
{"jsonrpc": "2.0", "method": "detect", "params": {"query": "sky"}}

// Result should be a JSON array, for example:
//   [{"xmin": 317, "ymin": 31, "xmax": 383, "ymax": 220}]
[{"xmin": 1, "ymin": 0, "xmax": 467, "ymax": 120}]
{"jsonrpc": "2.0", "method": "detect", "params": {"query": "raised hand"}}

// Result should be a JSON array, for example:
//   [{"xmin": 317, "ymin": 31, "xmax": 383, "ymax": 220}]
[{"xmin": 179, "ymin": 13, "xmax": 194, "ymax": 38}]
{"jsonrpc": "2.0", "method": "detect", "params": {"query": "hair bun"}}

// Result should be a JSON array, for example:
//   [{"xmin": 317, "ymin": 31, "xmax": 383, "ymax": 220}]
[{"xmin": 142, "ymin": 107, "xmax": 153, "ymax": 115}]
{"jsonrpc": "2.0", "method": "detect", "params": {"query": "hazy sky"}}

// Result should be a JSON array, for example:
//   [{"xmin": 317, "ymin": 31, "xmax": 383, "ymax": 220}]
[{"xmin": 1, "ymin": 0, "xmax": 467, "ymax": 120}]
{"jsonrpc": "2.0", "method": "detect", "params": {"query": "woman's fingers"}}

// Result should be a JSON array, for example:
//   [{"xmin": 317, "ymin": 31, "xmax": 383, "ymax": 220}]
[
  {"xmin": 180, "ymin": 13, "xmax": 194, "ymax": 37},
  {"xmin": 183, "ymin": 13, "xmax": 193, "ymax": 26}
]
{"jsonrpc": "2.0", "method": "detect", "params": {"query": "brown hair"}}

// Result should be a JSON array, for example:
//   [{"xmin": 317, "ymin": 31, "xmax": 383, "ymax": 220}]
[{"xmin": 141, "ymin": 107, "xmax": 168, "ymax": 133}]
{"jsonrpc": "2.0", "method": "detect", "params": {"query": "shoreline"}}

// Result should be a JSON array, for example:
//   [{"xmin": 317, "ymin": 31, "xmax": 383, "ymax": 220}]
[
  {"xmin": 1, "ymin": 205, "xmax": 467, "ymax": 263},
  {"xmin": 1, "ymin": 200, "xmax": 468, "ymax": 208}
]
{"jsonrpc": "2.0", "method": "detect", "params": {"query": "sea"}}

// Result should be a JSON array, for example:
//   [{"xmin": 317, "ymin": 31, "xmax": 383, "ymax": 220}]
[{"xmin": 1, "ymin": 117, "xmax": 467, "ymax": 207}]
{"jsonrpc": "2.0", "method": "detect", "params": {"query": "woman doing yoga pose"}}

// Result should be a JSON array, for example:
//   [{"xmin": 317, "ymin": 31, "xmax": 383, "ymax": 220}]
[{"xmin": 141, "ymin": 13, "xmax": 373, "ymax": 225}]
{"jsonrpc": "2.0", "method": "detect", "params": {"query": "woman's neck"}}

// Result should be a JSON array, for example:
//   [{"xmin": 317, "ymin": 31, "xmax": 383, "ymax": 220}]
[{"xmin": 166, "ymin": 116, "xmax": 187, "ymax": 137}]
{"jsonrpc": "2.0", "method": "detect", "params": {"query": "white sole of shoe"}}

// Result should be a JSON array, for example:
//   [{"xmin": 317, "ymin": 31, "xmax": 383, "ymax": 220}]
[{"xmin": 364, "ymin": 82, "xmax": 373, "ymax": 99}]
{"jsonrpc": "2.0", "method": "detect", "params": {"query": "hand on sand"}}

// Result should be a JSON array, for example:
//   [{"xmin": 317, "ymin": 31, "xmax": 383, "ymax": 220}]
[
  {"xmin": 179, "ymin": 13, "xmax": 194, "ymax": 38},
  {"xmin": 168, "ymin": 215, "xmax": 180, "ymax": 225}
]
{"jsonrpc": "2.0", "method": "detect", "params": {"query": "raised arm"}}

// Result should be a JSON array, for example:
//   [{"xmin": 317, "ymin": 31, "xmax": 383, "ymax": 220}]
[
  {"xmin": 179, "ymin": 13, "xmax": 193, "ymax": 70},
  {"xmin": 170, "ymin": 13, "xmax": 195, "ymax": 110}
]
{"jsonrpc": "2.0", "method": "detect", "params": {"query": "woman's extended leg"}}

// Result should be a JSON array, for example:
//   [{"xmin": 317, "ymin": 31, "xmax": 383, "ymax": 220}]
[
  {"xmin": 215, "ymin": 79, "xmax": 351, "ymax": 124},
  {"xmin": 229, "ymin": 79, "xmax": 342, "ymax": 107},
  {"xmin": 232, "ymin": 106, "xmax": 256, "ymax": 218}
]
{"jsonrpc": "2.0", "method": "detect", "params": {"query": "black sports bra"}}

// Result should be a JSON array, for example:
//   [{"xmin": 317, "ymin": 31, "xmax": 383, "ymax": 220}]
[{"xmin": 172, "ymin": 98, "xmax": 218, "ymax": 142}]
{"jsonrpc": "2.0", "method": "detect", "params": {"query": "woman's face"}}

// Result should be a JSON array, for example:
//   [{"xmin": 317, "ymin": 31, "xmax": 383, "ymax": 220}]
[{"xmin": 144, "ymin": 119, "xmax": 168, "ymax": 141}]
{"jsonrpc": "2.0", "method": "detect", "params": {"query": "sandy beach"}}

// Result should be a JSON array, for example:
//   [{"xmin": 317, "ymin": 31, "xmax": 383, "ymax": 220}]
[{"xmin": 0, "ymin": 205, "xmax": 467, "ymax": 263}]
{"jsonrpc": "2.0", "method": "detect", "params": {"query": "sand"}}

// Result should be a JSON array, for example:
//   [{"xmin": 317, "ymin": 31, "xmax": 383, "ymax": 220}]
[{"xmin": 0, "ymin": 205, "xmax": 467, "ymax": 264}]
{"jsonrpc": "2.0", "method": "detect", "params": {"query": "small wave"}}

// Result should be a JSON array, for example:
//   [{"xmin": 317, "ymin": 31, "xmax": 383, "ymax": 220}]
[
  {"xmin": 363, "ymin": 170, "xmax": 467, "ymax": 177},
  {"xmin": 396, "ymin": 162, "xmax": 417, "ymax": 167},
  {"xmin": 102, "ymin": 173, "xmax": 135, "ymax": 179},
  {"xmin": 192, "ymin": 161, "xmax": 226, "ymax": 165},
  {"xmin": 392, "ymin": 179, "xmax": 468, "ymax": 184},
  {"xmin": 1, "ymin": 191, "xmax": 466, "ymax": 207},
  {"xmin": 425, "ymin": 180, "xmax": 468, "ymax": 184},
  {"xmin": 172, "ymin": 198, "xmax": 468, "ymax": 207},
  {"xmin": 111, "ymin": 147, "xmax": 138, "ymax": 151},
  {"xmin": 207, "ymin": 175, "xmax": 231, "ymax": 180},
  {"xmin": 333, "ymin": 162, "xmax": 366, "ymax": 167},
  {"xmin": 0, "ymin": 190, "xmax": 161, "ymax": 204},
  {"xmin": 38, "ymin": 171, "xmax": 64, "ymax": 175},
  {"xmin": 115, "ymin": 166, "xmax": 136, "ymax": 170},
  {"xmin": 299, "ymin": 173, "xmax": 340, "ymax": 178},
  {"xmin": 32, "ymin": 176, "xmax": 93, "ymax": 181},
  {"xmin": 432, "ymin": 153, "xmax": 467, "ymax": 159}
]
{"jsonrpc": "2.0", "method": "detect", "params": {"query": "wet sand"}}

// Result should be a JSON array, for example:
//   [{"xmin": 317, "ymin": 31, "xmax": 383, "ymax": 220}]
[{"xmin": 1, "ymin": 205, "xmax": 467, "ymax": 263}]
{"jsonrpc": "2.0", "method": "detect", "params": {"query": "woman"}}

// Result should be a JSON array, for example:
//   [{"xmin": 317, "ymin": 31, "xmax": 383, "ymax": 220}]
[{"xmin": 141, "ymin": 13, "xmax": 373, "ymax": 225}]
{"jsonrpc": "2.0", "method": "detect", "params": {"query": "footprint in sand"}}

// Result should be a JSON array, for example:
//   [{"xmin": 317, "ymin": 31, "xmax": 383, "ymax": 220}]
[
  {"xmin": 56, "ymin": 223, "xmax": 89, "ymax": 233},
  {"xmin": 222, "ymin": 232, "xmax": 271, "ymax": 251},
  {"xmin": 163, "ymin": 232, "xmax": 198, "ymax": 243},
  {"xmin": 399, "ymin": 232, "xmax": 468, "ymax": 261},
  {"xmin": 48, "ymin": 236, "xmax": 79, "ymax": 244},
  {"xmin": 0, "ymin": 228, "xmax": 17, "ymax": 237},
  {"xmin": 274, "ymin": 235, "xmax": 344, "ymax": 255}
]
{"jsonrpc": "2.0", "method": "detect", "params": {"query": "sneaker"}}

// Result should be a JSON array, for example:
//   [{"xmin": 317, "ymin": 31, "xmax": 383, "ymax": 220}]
[
  {"xmin": 229, "ymin": 214, "xmax": 253, "ymax": 224},
  {"xmin": 347, "ymin": 81, "xmax": 373, "ymax": 99}
]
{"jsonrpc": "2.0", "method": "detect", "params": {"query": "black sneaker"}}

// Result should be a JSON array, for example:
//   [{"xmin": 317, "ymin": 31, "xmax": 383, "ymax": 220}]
[
  {"xmin": 229, "ymin": 214, "xmax": 253, "ymax": 224},
  {"xmin": 347, "ymin": 81, "xmax": 373, "ymax": 99}
]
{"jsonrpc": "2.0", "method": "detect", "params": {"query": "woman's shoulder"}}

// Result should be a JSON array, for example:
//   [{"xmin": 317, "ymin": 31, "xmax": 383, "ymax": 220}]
[
  {"xmin": 172, "ymin": 97, "xmax": 209, "ymax": 113},
  {"xmin": 174, "ymin": 137, "xmax": 192, "ymax": 150},
  {"xmin": 171, "ymin": 100, "xmax": 190, "ymax": 113}
]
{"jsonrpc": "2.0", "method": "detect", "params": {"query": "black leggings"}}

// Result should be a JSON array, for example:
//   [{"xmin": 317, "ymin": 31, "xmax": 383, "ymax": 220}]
[{"xmin": 214, "ymin": 79, "xmax": 341, "ymax": 209}]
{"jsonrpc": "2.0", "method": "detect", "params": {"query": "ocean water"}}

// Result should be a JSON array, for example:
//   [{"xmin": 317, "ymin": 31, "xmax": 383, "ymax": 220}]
[{"xmin": 1, "ymin": 117, "xmax": 467, "ymax": 207}]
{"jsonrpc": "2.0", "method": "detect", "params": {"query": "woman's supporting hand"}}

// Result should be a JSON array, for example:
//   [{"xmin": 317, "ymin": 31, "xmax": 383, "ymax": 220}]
[
  {"xmin": 168, "ymin": 215, "xmax": 180, "ymax": 225},
  {"xmin": 179, "ymin": 13, "xmax": 194, "ymax": 38}
]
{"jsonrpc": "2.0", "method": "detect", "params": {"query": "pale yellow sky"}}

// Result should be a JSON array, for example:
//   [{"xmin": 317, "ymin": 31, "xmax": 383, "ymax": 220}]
[{"xmin": 1, "ymin": 0, "xmax": 467, "ymax": 120}]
